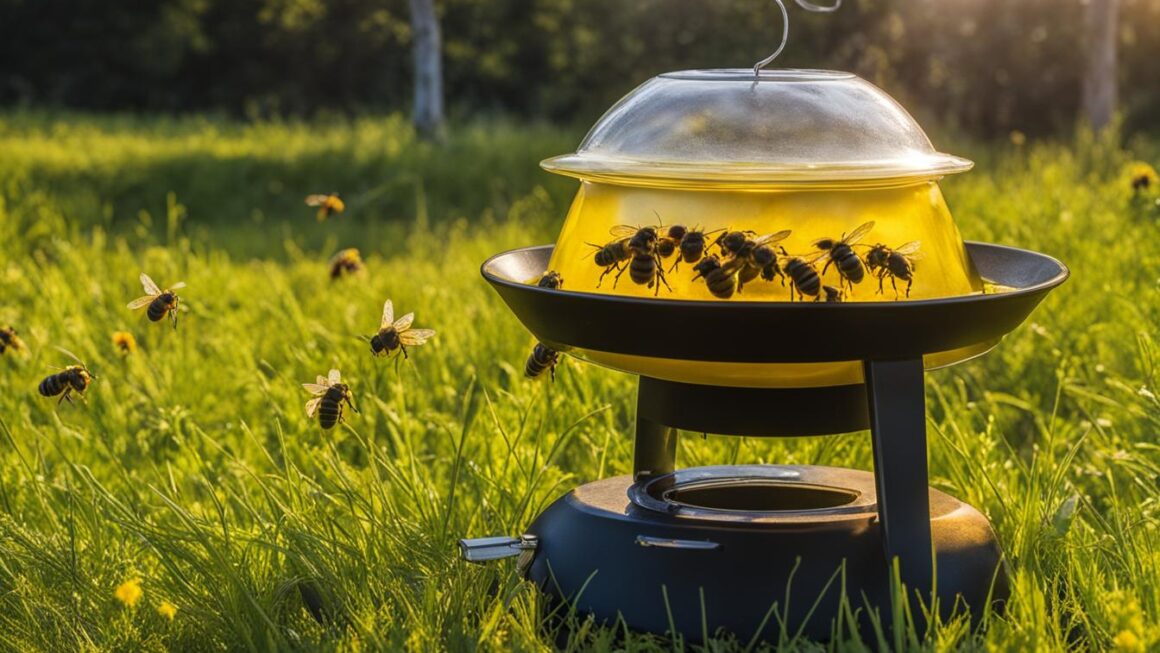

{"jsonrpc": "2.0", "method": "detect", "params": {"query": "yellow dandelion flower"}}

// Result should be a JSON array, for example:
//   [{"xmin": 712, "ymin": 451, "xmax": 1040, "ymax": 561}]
[
  {"xmin": 114, "ymin": 578, "xmax": 143, "ymax": 608},
  {"xmin": 1112, "ymin": 629, "xmax": 1144, "ymax": 653},
  {"xmin": 1009, "ymin": 130, "xmax": 1026, "ymax": 147},
  {"xmin": 157, "ymin": 600, "xmax": 178, "ymax": 621},
  {"xmin": 112, "ymin": 331, "xmax": 137, "ymax": 354},
  {"xmin": 1130, "ymin": 162, "xmax": 1159, "ymax": 193}
]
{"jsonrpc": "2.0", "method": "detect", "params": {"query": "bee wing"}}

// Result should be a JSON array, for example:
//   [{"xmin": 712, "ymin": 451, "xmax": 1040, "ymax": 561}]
[
  {"xmin": 140, "ymin": 273, "xmax": 161, "ymax": 296},
  {"xmin": 305, "ymin": 397, "xmax": 322, "ymax": 417},
  {"xmin": 753, "ymin": 230, "xmax": 792, "ymax": 246},
  {"xmin": 392, "ymin": 312, "xmax": 415, "ymax": 332},
  {"xmin": 305, "ymin": 194, "xmax": 326, "ymax": 207},
  {"xmin": 842, "ymin": 221, "xmax": 876, "ymax": 246},
  {"xmin": 302, "ymin": 383, "xmax": 328, "ymax": 396},
  {"xmin": 127, "ymin": 295, "xmax": 155, "ymax": 309},
  {"xmin": 399, "ymin": 329, "xmax": 435, "ymax": 346},
  {"xmin": 381, "ymin": 300, "xmax": 394, "ymax": 329},
  {"xmin": 54, "ymin": 347, "xmax": 85, "ymax": 366},
  {"xmin": 168, "ymin": 282, "xmax": 186, "ymax": 291},
  {"xmin": 893, "ymin": 241, "xmax": 923, "ymax": 256},
  {"xmin": 609, "ymin": 225, "xmax": 640, "ymax": 238},
  {"xmin": 328, "ymin": 369, "xmax": 342, "ymax": 385}
]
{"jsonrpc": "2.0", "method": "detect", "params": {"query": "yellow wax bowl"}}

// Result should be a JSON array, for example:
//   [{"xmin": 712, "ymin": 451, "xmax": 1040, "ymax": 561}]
[{"xmin": 536, "ymin": 69, "xmax": 987, "ymax": 388}]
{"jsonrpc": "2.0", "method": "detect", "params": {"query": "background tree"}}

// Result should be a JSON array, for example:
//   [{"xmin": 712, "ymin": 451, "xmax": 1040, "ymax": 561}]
[
  {"xmin": 408, "ymin": 0, "xmax": 444, "ymax": 139},
  {"xmin": 1083, "ymin": 0, "xmax": 1120, "ymax": 131}
]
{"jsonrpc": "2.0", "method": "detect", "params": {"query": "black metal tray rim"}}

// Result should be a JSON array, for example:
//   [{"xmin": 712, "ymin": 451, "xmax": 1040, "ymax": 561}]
[{"xmin": 481, "ymin": 241, "xmax": 1069, "ymax": 310}]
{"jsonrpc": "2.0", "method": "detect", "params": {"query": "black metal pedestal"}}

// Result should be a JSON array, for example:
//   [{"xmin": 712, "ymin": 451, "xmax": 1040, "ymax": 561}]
[
  {"xmin": 635, "ymin": 359, "xmax": 934, "ymax": 607},
  {"xmin": 471, "ymin": 242, "xmax": 1067, "ymax": 643}
]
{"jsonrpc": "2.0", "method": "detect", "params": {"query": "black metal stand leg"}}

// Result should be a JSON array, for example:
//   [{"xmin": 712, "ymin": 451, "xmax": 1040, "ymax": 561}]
[
  {"xmin": 634, "ymin": 380, "xmax": 678, "ymax": 482},
  {"xmin": 864, "ymin": 359, "xmax": 933, "ymax": 600},
  {"xmin": 633, "ymin": 415, "xmax": 677, "ymax": 482}
]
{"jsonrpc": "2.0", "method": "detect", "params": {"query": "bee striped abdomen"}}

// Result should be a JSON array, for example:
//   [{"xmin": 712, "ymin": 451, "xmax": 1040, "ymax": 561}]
[
  {"xmin": 786, "ymin": 260, "xmax": 821, "ymax": 299},
  {"xmin": 629, "ymin": 254, "xmax": 656, "ymax": 285},
  {"xmin": 39, "ymin": 372, "xmax": 67, "ymax": 397},
  {"xmin": 887, "ymin": 253, "xmax": 914, "ymax": 280},
  {"xmin": 318, "ymin": 386, "xmax": 347, "ymax": 429},
  {"xmin": 525, "ymin": 343, "xmax": 559, "ymax": 379},
  {"xmin": 706, "ymin": 268, "xmax": 737, "ymax": 299},
  {"xmin": 832, "ymin": 245, "xmax": 865, "ymax": 283},
  {"xmin": 147, "ymin": 293, "xmax": 175, "ymax": 322}
]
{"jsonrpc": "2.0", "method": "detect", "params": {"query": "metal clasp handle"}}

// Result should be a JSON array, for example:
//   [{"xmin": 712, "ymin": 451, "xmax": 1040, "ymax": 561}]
[
  {"xmin": 458, "ymin": 535, "xmax": 538, "ymax": 562},
  {"xmin": 753, "ymin": 0, "xmax": 843, "ymax": 78},
  {"xmin": 635, "ymin": 535, "xmax": 721, "ymax": 551}
]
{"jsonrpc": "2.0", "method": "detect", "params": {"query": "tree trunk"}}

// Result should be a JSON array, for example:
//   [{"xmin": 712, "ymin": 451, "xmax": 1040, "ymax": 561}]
[
  {"xmin": 1082, "ymin": 0, "xmax": 1119, "ymax": 131},
  {"xmin": 408, "ymin": 0, "xmax": 444, "ymax": 140}
]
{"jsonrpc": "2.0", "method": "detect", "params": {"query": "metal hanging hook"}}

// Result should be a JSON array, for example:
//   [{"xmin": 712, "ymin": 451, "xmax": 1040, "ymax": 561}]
[{"xmin": 752, "ymin": 0, "xmax": 843, "ymax": 79}]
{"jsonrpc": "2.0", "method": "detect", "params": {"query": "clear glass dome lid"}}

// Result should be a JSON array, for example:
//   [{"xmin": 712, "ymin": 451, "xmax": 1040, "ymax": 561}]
[{"xmin": 542, "ymin": 69, "xmax": 973, "ymax": 188}]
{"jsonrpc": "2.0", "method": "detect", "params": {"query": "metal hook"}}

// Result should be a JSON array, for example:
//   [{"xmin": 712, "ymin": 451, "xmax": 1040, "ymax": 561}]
[{"xmin": 752, "ymin": 0, "xmax": 843, "ymax": 79}]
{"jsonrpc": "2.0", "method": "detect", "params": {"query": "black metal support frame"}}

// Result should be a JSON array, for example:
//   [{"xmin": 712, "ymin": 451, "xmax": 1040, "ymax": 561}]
[
  {"xmin": 479, "ymin": 241, "xmax": 1068, "ymax": 635},
  {"xmin": 633, "ymin": 358, "xmax": 934, "ymax": 598}
]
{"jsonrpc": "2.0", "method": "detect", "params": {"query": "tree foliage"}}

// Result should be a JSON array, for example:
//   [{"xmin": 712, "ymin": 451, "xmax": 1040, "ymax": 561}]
[{"xmin": 2, "ymin": 0, "xmax": 1159, "ymax": 134}]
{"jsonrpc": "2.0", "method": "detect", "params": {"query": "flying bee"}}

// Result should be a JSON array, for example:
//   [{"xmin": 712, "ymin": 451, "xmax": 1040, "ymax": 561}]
[
  {"xmin": 538, "ymin": 271, "xmax": 564, "ymax": 289},
  {"xmin": 865, "ymin": 241, "xmax": 924, "ymax": 298},
  {"xmin": 38, "ymin": 348, "xmax": 93, "ymax": 405},
  {"xmin": 368, "ymin": 299, "xmax": 436, "ymax": 358},
  {"xmin": 303, "ymin": 369, "xmax": 358, "ymax": 430},
  {"xmin": 692, "ymin": 254, "xmax": 747, "ymax": 299},
  {"xmin": 780, "ymin": 252, "xmax": 825, "ymax": 301},
  {"xmin": 328, "ymin": 248, "xmax": 363, "ymax": 280},
  {"xmin": 822, "ymin": 285, "xmax": 844, "ymax": 303},
  {"xmin": 305, "ymin": 193, "xmax": 345, "ymax": 221},
  {"xmin": 127, "ymin": 273, "xmax": 186, "ymax": 329},
  {"xmin": 0, "ymin": 326, "xmax": 23, "ymax": 355},
  {"xmin": 524, "ymin": 342, "xmax": 561, "ymax": 381},
  {"xmin": 814, "ymin": 221, "xmax": 875, "ymax": 291}
]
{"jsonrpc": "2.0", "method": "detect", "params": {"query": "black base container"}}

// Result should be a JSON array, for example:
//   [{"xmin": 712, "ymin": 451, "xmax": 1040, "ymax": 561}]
[{"xmin": 525, "ymin": 466, "xmax": 1008, "ymax": 643}]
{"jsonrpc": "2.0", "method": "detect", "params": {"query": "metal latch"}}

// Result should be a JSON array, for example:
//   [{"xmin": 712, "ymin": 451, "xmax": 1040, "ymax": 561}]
[
  {"xmin": 458, "ymin": 535, "xmax": 539, "ymax": 575},
  {"xmin": 635, "ymin": 535, "xmax": 721, "ymax": 550}
]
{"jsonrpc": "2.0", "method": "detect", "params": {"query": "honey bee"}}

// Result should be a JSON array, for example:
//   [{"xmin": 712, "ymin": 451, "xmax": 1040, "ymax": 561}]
[
  {"xmin": 538, "ymin": 271, "xmax": 564, "ymax": 289},
  {"xmin": 865, "ymin": 241, "xmax": 924, "ymax": 297},
  {"xmin": 303, "ymin": 369, "xmax": 358, "ymax": 430},
  {"xmin": 814, "ymin": 221, "xmax": 875, "ymax": 291},
  {"xmin": 305, "ymin": 193, "xmax": 345, "ymax": 221},
  {"xmin": 0, "ymin": 326, "xmax": 23, "ymax": 355},
  {"xmin": 692, "ymin": 254, "xmax": 746, "ymax": 299},
  {"xmin": 609, "ymin": 224, "xmax": 671, "ymax": 294},
  {"xmin": 822, "ymin": 285, "xmax": 844, "ymax": 303},
  {"xmin": 656, "ymin": 225, "xmax": 680, "ymax": 259},
  {"xmin": 368, "ymin": 300, "xmax": 436, "ymax": 358},
  {"xmin": 328, "ymin": 248, "xmax": 363, "ymax": 280},
  {"xmin": 780, "ymin": 252, "xmax": 825, "ymax": 301},
  {"xmin": 524, "ymin": 342, "xmax": 560, "ymax": 380},
  {"xmin": 588, "ymin": 238, "xmax": 632, "ymax": 287},
  {"xmin": 127, "ymin": 273, "xmax": 186, "ymax": 329},
  {"xmin": 715, "ymin": 230, "xmax": 758, "ymax": 258},
  {"xmin": 38, "ymin": 348, "xmax": 93, "ymax": 405},
  {"xmin": 665, "ymin": 225, "xmax": 721, "ymax": 271}
]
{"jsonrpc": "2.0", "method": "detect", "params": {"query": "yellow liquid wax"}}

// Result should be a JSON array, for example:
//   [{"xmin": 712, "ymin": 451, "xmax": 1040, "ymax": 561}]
[{"xmin": 542, "ymin": 181, "xmax": 993, "ymax": 388}]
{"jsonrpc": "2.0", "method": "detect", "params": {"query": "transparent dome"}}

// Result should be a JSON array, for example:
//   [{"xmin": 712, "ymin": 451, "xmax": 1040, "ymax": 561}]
[{"xmin": 542, "ymin": 69, "xmax": 972, "ymax": 188}]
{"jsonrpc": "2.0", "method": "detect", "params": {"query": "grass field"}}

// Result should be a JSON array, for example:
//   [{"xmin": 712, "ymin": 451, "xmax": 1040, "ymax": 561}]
[{"xmin": 0, "ymin": 112, "xmax": 1158, "ymax": 652}]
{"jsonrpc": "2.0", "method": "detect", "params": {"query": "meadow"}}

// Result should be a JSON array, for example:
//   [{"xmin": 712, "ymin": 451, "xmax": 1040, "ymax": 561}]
[{"xmin": 0, "ymin": 111, "xmax": 1157, "ymax": 652}]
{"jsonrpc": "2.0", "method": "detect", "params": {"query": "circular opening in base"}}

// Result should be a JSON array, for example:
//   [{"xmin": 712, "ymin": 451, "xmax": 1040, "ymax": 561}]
[{"xmin": 663, "ymin": 481, "xmax": 859, "ymax": 512}]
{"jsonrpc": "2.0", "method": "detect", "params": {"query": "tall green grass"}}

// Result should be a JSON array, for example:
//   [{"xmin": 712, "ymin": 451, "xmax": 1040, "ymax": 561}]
[{"xmin": 0, "ymin": 112, "xmax": 1157, "ymax": 651}]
